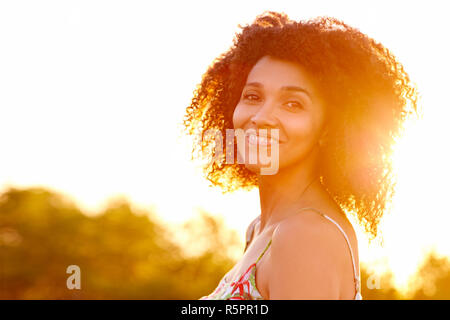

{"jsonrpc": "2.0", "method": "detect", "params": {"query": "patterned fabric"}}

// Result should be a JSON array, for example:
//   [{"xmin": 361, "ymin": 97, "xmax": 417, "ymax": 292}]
[
  {"xmin": 199, "ymin": 207, "xmax": 363, "ymax": 300},
  {"xmin": 199, "ymin": 239, "xmax": 271, "ymax": 300}
]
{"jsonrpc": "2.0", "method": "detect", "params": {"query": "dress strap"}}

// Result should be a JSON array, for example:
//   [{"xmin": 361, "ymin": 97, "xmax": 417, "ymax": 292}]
[
  {"xmin": 255, "ymin": 238, "xmax": 272, "ymax": 264},
  {"xmin": 296, "ymin": 207, "xmax": 361, "ymax": 299},
  {"xmin": 245, "ymin": 216, "xmax": 272, "ymax": 265}
]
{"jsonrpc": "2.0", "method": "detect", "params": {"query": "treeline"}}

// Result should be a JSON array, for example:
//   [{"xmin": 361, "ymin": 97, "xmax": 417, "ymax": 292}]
[{"xmin": 1, "ymin": 187, "xmax": 449, "ymax": 299}]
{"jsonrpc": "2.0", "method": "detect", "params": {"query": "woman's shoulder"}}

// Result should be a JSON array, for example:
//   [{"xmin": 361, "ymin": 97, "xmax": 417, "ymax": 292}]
[
  {"xmin": 278, "ymin": 205, "xmax": 356, "ymax": 242},
  {"xmin": 270, "ymin": 207, "xmax": 356, "ymax": 277},
  {"xmin": 268, "ymin": 210, "xmax": 347, "ymax": 298},
  {"xmin": 272, "ymin": 208, "xmax": 347, "ymax": 252}
]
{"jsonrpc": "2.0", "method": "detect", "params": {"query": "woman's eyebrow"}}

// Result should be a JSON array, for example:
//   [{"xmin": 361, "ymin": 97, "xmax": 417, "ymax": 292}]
[{"xmin": 245, "ymin": 82, "xmax": 312, "ymax": 101}]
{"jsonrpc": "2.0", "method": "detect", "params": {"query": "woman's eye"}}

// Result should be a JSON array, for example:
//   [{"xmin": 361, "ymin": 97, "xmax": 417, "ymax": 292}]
[
  {"xmin": 285, "ymin": 101, "xmax": 303, "ymax": 110},
  {"xmin": 243, "ymin": 93, "xmax": 260, "ymax": 101}
]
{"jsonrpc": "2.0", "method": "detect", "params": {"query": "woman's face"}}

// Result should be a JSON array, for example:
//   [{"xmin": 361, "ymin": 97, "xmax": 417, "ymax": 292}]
[{"xmin": 232, "ymin": 55, "xmax": 327, "ymax": 174}]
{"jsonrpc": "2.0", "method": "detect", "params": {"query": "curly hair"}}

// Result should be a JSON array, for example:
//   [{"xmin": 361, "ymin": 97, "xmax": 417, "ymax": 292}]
[{"xmin": 182, "ymin": 11, "xmax": 420, "ymax": 239}]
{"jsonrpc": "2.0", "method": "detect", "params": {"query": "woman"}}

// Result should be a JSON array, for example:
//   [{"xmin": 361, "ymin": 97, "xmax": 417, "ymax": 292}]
[{"xmin": 183, "ymin": 11, "xmax": 419, "ymax": 300}]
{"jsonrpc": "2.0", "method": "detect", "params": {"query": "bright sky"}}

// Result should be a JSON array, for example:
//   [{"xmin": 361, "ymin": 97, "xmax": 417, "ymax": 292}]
[{"xmin": 1, "ymin": 0, "xmax": 449, "ymax": 293}]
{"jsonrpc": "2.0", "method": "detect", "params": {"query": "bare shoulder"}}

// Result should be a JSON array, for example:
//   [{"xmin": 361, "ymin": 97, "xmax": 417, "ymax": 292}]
[
  {"xmin": 273, "ymin": 208, "xmax": 349, "ymax": 245},
  {"xmin": 268, "ymin": 209, "xmax": 351, "ymax": 299}
]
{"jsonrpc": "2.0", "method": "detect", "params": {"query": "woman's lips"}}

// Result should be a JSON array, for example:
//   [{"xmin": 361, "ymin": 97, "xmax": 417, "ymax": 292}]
[{"xmin": 246, "ymin": 133, "xmax": 280, "ymax": 146}]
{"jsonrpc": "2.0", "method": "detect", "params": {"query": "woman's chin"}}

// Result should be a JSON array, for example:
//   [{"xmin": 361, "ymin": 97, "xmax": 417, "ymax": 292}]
[{"xmin": 243, "ymin": 161, "xmax": 281, "ymax": 176}]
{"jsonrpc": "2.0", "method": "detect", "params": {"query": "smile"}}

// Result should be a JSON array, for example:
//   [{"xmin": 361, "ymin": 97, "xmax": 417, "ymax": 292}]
[{"xmin": 246, "ymin": 133, "xmax": 280, "ymax": 146}]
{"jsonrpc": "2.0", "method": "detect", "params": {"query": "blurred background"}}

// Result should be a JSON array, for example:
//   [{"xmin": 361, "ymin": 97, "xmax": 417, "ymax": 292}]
[{"xmin": 1, "ymin": 0, "xmax": 449, "ymax": 299}]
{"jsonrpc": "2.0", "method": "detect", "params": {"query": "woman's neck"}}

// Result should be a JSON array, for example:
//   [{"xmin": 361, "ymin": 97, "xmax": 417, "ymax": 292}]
[{"xmin": 257, "ymin": 158, "xmax": 321, "ymax": 233}]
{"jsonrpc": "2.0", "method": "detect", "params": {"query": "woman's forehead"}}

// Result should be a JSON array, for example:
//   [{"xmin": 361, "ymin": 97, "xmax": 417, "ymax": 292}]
[{"xmin": 245, "ymin": 56, "xmax": 316, "ymax": 94}]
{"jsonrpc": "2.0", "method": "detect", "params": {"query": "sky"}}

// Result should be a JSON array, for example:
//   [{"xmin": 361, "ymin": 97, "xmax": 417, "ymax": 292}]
[{"xmin": 1, "ymin": 0, "xmax": 449, "ymax": 292}]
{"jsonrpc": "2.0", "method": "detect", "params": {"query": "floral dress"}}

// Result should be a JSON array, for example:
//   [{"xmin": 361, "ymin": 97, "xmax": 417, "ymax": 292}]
[{"xmin": 199, "ymin": 207, "xmax": 363, "ymax": 300}]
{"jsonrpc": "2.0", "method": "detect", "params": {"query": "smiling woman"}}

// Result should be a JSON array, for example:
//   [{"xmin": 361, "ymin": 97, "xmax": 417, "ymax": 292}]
[{"xmin": 182, "ymin": 11, "xmax": 419, "ymax": 300}]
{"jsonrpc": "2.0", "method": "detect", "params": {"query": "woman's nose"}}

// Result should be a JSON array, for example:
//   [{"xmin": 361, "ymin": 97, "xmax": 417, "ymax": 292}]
[{"xmin": 250, "ymin": 102, "xmax": 277, "ymax": 127}]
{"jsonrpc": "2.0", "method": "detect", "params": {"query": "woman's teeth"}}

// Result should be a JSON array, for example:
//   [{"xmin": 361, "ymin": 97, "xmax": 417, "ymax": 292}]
[{"xmin": 248, "ymin": 134, "xmax": 278, "ymax": 146}]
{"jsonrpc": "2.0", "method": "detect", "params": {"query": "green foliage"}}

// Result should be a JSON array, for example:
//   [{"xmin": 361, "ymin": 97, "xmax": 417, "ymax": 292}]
[
  {"xmin": 0, "ymin": 187, "xmax": 235, "ymax": 299},
  {"xmin": 409, "ymin": 251, "xmax": 450, "ymax": 299},
  {"xmin": 360, "ymin": 268, "xmax": 402, "ymax": 300},
  {"xmin": 1, "ymin": 186, "xmax": 450, "ymax": 299}
]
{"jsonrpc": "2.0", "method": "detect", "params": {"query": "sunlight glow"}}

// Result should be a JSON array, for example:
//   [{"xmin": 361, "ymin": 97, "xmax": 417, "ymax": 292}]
[{"xmin": 1, "ymin": 0, "xmax": 449, "ymax": 294}]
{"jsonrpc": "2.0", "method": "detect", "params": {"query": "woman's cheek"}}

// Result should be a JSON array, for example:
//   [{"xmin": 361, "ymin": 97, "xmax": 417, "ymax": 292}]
[
  {"xmin": 283, "ymin": 122, "xmax": 315, "ymax": 157},
  {"xmin": 232, "ymin": 103, "xmax": 247, "ymax": 129}
]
